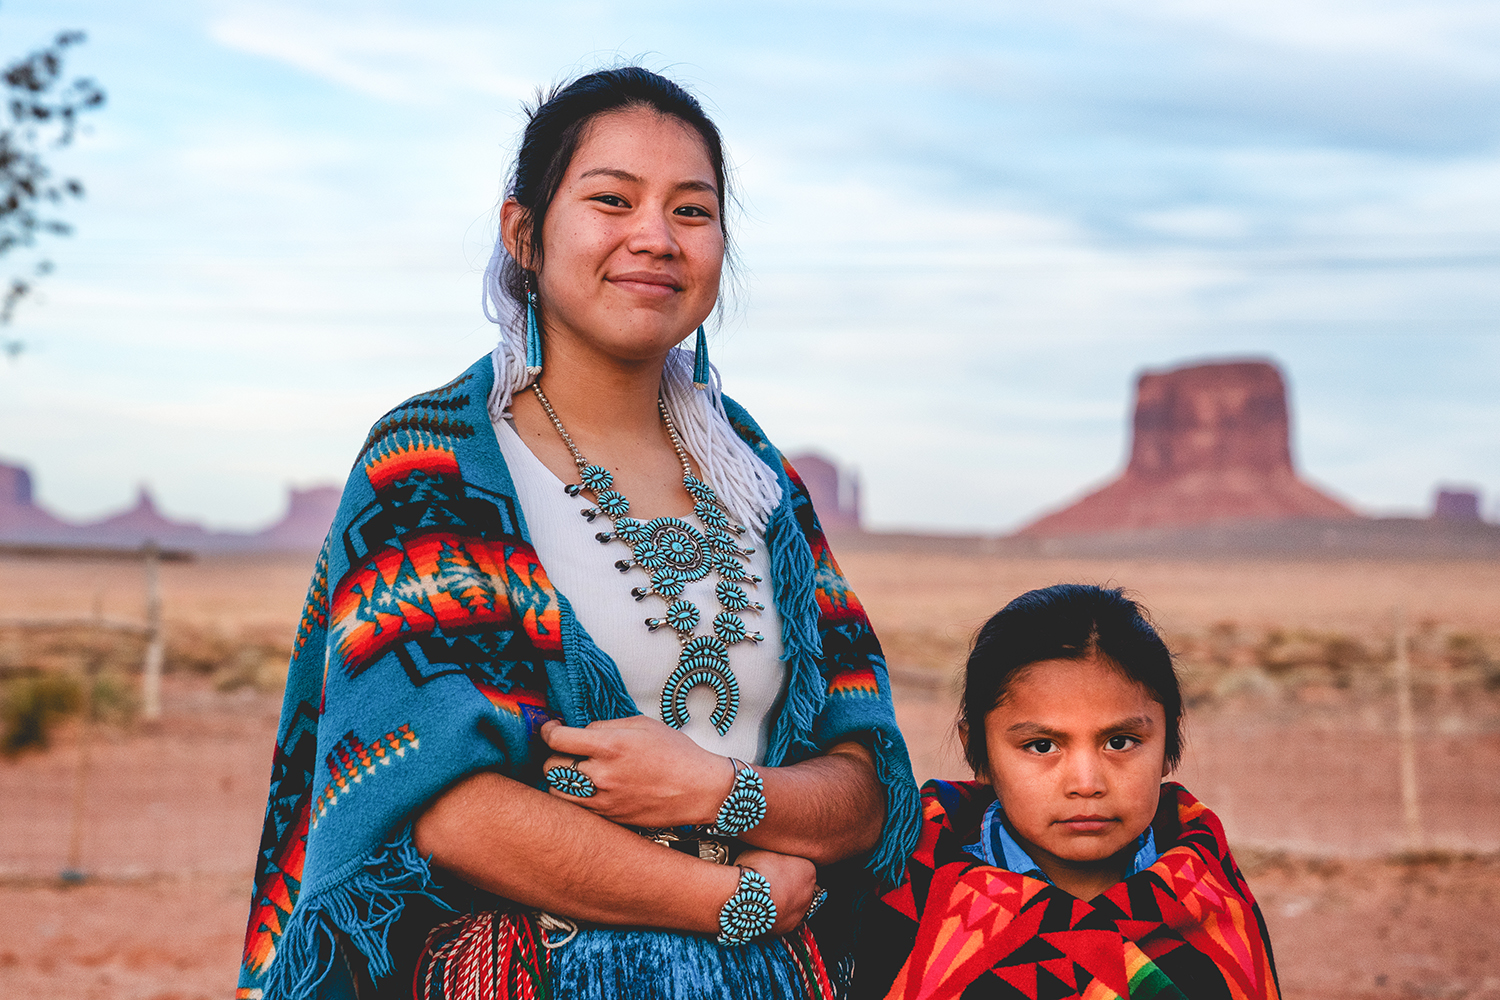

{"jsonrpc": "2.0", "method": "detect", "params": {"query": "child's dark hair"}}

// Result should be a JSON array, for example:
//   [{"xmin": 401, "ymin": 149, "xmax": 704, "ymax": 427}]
[{"xmin": 960, "ymin": 584, "xmax": 1184, "ymax": 775}]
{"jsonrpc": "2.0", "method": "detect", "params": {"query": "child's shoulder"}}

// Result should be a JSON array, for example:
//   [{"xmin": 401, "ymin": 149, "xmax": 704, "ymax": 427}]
[{"xmin": 919, "ymin": 779, "xmax": 995, "ymax": 839}]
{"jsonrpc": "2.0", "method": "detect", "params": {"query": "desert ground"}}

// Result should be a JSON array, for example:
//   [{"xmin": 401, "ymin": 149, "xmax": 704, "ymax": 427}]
[{"xmin": 2, "ymin": 547, "xmax": 1498, "ymax": 999}]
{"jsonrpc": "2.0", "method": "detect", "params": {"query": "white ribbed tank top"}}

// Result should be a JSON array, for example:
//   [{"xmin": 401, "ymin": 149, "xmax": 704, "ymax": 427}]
[{"xmin": 492, "ymin": 415, "xmax": 787, "ymax": 764}]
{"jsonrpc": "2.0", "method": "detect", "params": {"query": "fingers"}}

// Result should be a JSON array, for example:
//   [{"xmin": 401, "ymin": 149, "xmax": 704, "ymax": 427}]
[
  {"xmin": 540, "ymin": 720, "xmax": 607, "ymax": 758},
  {"xmin": 540, "ymin": 716, "xmax": 652, "ymax": 758}
]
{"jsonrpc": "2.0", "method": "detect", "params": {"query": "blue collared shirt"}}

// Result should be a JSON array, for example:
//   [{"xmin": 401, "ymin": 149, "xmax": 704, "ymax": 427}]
[{"xmin": 962, "ymin": 798, "xmax": 1158, "ymax": 885}]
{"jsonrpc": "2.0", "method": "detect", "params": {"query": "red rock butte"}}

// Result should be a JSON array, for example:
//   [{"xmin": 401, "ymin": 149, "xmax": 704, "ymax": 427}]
[{"xmin": 1020, "ymin": 359, "xmax": 1358, "ymax": 536}]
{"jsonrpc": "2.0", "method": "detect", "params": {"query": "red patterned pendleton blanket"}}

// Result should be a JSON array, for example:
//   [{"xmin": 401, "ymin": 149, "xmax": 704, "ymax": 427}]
[{"xmin": 853, "ymin": 781, "xmax": 1280, "ymax": 1000}]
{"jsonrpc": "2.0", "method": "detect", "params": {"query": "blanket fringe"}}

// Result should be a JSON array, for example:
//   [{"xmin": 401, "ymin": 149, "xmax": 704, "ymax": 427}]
[
  {"xmin": 762, "ymin": 496, "xmax": 826, "ymax": 767},
  {"xmin": 261, "ymin": 825, "xmax": 451, "ymax": 1000},
  {"xmin": 866, "ymin": 723, "xmax": 921, "ymax": 889},
  {"xmin": 559, "ymin": 596, "xmax": 640, "ymax": 725}
]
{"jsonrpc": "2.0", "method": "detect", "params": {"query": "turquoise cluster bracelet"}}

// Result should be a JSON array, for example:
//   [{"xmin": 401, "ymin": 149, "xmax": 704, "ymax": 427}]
[
  {"xmin": 717, "ymin": 866, "xmax": 776, "ymax": 945},
  {"xmin": 709, "ymin": 758, "xmax": 766, "ymax": 837}
]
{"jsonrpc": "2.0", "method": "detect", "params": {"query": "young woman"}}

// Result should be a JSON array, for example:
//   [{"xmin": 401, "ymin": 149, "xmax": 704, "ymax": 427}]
[
  {"xmin": 236, "ymin": 68, "xmax": 919, "ymax": 1000},
  {"xmin": 853, "ymin": 585, "xmax": 1279, "ymax": 1000}
]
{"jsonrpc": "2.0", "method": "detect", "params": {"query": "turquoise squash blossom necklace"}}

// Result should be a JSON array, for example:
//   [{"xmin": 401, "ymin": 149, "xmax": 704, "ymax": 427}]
[{"xmin": 531, "ymin": 382, "xmax": 765, "ymax": 736}]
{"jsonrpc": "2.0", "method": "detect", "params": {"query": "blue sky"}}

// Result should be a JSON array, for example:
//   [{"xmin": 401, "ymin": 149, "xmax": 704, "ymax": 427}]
[{"xmin": 1, "ymin": 0, "xmax": 1496, "ymax": 532}]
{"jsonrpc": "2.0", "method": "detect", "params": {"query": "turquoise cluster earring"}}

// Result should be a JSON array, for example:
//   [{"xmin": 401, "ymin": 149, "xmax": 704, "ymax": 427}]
[
  {"xmin": 525, "ymin": 275, "xmax": 543, "ymax": 377},
  {"xmin": 692, "ymin": 324, "xmax": 709, "ymax": 390}
]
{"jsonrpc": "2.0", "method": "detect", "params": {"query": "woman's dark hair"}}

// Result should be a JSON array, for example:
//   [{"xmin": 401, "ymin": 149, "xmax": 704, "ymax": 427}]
[
  {"xmin": 500, "ymin": 66, "xmax": 732, "ymax": 307},
  {"xmin": 960, "ymin": 584, "xmax": 1184, "ymax": 775}
]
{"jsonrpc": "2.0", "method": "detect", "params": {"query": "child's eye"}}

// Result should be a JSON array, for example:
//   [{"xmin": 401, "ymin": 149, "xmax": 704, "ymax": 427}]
[
  {"xmin": 1105, "ymin": 735, "xmax": 1139, "ymax": 751},
  {"xmin": 1023, "ymin": 739, "xmax": 1057, "ymax": 755}
]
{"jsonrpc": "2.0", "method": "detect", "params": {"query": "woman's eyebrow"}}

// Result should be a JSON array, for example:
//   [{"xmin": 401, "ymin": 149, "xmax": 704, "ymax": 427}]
[
  {"xmin": 579, "ymin": 166, "xmax": 640, "ymax": 183},
  {"xmin": 577, "ymin": 167, "xmax": 718, "ymax": 196}
]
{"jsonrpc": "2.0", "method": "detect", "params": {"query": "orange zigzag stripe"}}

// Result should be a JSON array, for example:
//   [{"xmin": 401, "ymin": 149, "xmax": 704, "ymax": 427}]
[{"xmin": 242, "ymin": 792, "xmax": 309, "ymax": 975}]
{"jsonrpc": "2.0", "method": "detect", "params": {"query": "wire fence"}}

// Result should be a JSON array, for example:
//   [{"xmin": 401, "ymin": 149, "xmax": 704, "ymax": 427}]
[
  {"xmin": 0, "ymin": 681, "xmax": 277, "ymax": 883},
  {"xmin": 4, "ymin": 677, "xmax": 1496, "ymax": 887},
  {"xmin": 3, "ymin": 607, "xmax": 1499, "ymax": 883},
  {"xmin": 892, "ymin": 653, "xmax": 1500, "ymax": 860}
]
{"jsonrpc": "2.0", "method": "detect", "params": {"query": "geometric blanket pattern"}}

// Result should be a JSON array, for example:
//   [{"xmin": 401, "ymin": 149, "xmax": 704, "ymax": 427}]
[
  {"xmin": 239, "ymin": 356, "xmax": 920, "ymax": 999},
  {"xmin": 856, "ymin": 781, "xmax": 1281, "ymax": 1000}
]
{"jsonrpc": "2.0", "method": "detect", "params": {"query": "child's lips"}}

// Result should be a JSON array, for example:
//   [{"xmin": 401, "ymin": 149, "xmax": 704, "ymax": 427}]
[{"xmin": 1057, "ymin": 815, "xmax": 1117, "ymax": 833}]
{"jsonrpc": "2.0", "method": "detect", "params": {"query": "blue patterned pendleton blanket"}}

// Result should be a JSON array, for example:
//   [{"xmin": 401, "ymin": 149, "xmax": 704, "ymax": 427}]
[{"xmin": 236, "ymin": 354, "xmax": 920, "ymax": 999}]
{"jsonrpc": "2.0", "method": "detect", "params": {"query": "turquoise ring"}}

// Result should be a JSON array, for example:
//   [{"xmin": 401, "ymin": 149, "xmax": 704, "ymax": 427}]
[{"xmin": 546, "ymin": 765, "xmax": 596, "ymax": 798}]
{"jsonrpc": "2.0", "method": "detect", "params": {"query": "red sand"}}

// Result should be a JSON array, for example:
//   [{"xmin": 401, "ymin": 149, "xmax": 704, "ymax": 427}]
[{"xmin": 2, "ymin": 551, "xmax": 1498, "ymax": 998}]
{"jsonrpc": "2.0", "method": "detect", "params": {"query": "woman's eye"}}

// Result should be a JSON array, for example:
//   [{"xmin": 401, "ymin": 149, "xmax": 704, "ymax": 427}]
[
  {"xmin": 1105, "ymin": 735, "xmax": 1138, "ymax": 751},
  {"xmin": 674, "ymin": 204, "xmax": 711, "ymax": 218},
  {"xmin": 592, "ymin": 194, "xmax": 628, "ymax": 208},
  {"xmin": 1024, "ymin": 739, "xmax": 1056, "ymax": 755}
]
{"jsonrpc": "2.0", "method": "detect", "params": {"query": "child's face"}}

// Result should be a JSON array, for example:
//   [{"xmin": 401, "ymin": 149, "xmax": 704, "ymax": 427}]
[{"xmin": 980, "ymin": 654, "xmax": 1168, "ymax": 890}]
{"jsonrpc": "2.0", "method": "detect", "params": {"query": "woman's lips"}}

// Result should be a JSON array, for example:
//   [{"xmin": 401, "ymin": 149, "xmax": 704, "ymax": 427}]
[
  {"xmin": 1056, "ymin": 816, "xmax": 1117, "ymax": 833},
  {"xmin": 608, "ymin": 271, "xmax": 680, "ymax": 296}
]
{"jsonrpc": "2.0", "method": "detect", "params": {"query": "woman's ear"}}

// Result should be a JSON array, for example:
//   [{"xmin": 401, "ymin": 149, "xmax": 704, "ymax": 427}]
[{"xmin": 500, "ymin": 199, "xmax": 534, "ymax": 270}]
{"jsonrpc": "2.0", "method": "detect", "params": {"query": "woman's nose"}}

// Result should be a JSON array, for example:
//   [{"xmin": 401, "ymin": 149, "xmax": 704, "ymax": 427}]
[{"xmin": 627, "ymin": 208, "xmax": 680, "ymax": 257}]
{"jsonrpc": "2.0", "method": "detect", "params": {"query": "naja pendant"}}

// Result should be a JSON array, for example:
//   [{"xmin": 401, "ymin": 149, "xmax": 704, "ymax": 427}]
[{"xmin": 660, "ymin": 635, "xmax": 741, "ymax": 736}]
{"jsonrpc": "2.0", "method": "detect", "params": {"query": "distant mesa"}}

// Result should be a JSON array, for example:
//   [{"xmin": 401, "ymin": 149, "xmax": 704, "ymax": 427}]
[
  {"xmin": 1432, "ymin": 487, "xmax": 1481, "ymax": 522},
  {"xmin": 786, "ymin": 452, "xmax": 862, "ymax": 534},
  {"xmin": 1020, "ymin": 359, "xmax": 1358, "ymax": 537},
  {"xmin": 0, "ymin": 458, "xmax": 339, "ymax": 553},
  {"xmin": 0, "ymin": 462, "xmax": 69, "ymax": 536},
  {"xmin": 254, "ymin": 486, "xmax": 343, "ymax": 550},
  {"xmin": 84, "ymin": 486, "xmax": 214, "ymax": 547}
]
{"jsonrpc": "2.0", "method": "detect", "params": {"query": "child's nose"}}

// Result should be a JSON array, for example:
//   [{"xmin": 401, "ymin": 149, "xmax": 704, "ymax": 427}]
[{"xmin": 1064, "ymin": 751, "xmax": 1108, "ymax": 796}]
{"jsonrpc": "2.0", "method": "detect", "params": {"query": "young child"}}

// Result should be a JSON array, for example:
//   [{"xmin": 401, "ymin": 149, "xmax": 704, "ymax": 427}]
[{"xmin": 853, "ymin": 584, "xmax": 1280, "ymax": 1000}]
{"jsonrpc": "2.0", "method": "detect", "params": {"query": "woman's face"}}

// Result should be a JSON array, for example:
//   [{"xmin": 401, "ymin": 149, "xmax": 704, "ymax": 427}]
[{"xmin": 511, "ymin": 106, "xmax": 725, "ymax": 368}]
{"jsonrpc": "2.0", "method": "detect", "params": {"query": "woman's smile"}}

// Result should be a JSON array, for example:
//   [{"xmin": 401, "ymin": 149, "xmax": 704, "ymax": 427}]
[{"xmin": 608, "ymin": 269, "xmax": 684, "ymax": 298}]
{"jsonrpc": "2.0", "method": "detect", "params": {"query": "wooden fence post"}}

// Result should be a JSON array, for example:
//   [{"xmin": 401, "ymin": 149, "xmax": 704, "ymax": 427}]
[
  {"xmin": 141, "ymin": 543, "xmax": 164, "ymax": 722},
  {"xmin": 1392, "ymin": 606, "xmax": 1423, "ymax": 852}
]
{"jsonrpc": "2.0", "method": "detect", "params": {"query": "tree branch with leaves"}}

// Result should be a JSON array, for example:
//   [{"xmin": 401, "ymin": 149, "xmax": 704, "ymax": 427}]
[{"xmin": 0, "ymin": 26, "xmax": 105, "ymax": 358}]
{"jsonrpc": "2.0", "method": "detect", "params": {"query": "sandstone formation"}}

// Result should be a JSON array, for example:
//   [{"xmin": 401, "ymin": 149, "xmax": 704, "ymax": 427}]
[
  {"xmin": 786, "ymin": 452, "xmax": 862, "ymax": 533},
  {"xmin": 83, "ymin": 486, "xmax": 214, "ymax": 547},
  {"xmin": 0, "ymin": 459, "xmax": 339, "ymax": 552},
  {"xmin": 0, "ymin": 460, "xmax": 68, "ymax": 536},
  {"xmin": 255, "ymin": 485, "xmax": 342, "ymax": 550},
  {"xmin": 1019, "ymin": 360, "xmax": 1357, "ymax": 536},
  {"xmin": 1433, "ymin": 488, "xmax": 1481, "ymax": 522}
]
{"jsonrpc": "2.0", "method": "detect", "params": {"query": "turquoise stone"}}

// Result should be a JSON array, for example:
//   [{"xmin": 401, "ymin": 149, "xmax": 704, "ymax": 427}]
[{"xmin": 580, "ymin": 465, "xmax": 613, "ymax": 491}]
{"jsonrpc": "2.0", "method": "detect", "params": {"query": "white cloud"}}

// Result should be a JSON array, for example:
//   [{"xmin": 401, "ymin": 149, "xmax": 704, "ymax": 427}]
[
  {"xmin": 207, "ymin": 5, "xmax": 533, "ymax": 105},
  {"xmin": 1090, "ymin": 0, "xmax": 1500, "ymax": 69},
  {"xmin": 4, "ymin": 0, "xmax": 1497, "ymax": 532}
]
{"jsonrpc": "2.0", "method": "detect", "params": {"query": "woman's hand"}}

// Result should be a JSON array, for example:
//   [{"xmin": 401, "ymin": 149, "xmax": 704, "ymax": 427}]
[
  {"xmin": 540, "ymin": 716, "xmax": 734, "ymax": 828},
  {"xmin": 734, "ymin": 848, "xmax": 818, "ymax": 937}
]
